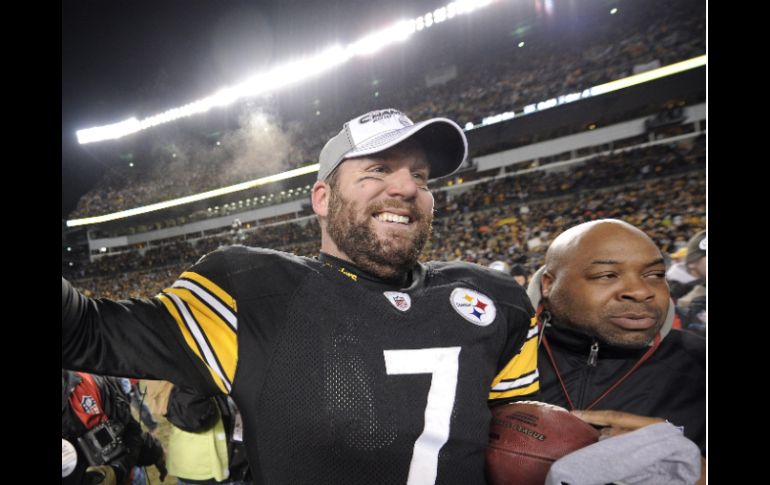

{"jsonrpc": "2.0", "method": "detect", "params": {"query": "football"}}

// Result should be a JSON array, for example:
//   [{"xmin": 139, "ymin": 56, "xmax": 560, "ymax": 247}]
[{"xmin": 486, "ymin": 401, "xmax": 600, "ymax": 485}]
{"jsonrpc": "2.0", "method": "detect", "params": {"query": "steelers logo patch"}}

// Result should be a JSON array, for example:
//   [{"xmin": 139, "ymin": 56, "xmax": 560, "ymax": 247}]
[{"xmin": 450, "ymin": 288, "xmax": 496, "ymax": 326}]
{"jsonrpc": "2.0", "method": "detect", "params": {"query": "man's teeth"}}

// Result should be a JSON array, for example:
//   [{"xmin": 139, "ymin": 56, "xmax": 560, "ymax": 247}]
[{"xmin": 376, "ymin": 213, "xmax": 410, "ymax": 224}]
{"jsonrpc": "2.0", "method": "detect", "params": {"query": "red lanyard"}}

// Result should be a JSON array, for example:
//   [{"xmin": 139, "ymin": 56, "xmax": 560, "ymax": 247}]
[{"xmin": 541, "ymin": 330, "xmax": 661, "ymax": 411}]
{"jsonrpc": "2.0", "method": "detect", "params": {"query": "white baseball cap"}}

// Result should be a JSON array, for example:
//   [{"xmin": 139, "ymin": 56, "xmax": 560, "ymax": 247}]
[{"xmin": 318, "ymin": 108, "xmax": 468, "ymax": 181}]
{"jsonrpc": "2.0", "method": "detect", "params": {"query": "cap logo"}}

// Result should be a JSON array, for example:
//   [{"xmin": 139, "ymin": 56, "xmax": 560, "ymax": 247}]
[
  {"xmin": 384, "ymin": 291, "xmax": 411, "ymax": 311},
  {"xmin": 450, "ymin": 288, "xmax": 496, "ymax": 326},
  {"xmin": 699, "ymin": 237, "xmax": 707, "ymax": 251},
  {"xmin": 358, "ymin": 109, "xmax": 409, "ymax": 124}
]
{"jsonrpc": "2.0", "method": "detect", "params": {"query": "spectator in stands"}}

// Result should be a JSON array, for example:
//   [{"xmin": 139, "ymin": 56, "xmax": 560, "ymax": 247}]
[
  {"xmin": 666, "ymin": 245, "xmax": 698, "ymax": 299},
  {"xmin": 526, "ymin": 219, "xmax": 705, "ymax": 483},
  {"xmin": 489, "ymin": 261, "xmax": 529, "ymax": 288},
  {"xmin": 63, "ymin": 109, "xmax": 540, "ymax": 484},
  {"xmin": 62, "ymin": 370, "xmax": 167, "ymax": 485},
  {"xmin": 510, "ymin": 263, "xmax": 529, "ymax": 287},
  {"xmin": 165, "ymin": 385, "xmax": 251, "ymax": 484},
  {"xmin": 488, "ymin": 260, "xmax": 510, "ymax": 273},
  {"xmin": 677, "ymin": 230, "xmax": 706, "ymax": 335}
]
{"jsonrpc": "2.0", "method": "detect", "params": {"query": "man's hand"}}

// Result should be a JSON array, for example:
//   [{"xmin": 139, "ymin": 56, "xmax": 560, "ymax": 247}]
[
  {"xmin": 571, "ymin": 409, "xmax": 664, "ymax": 437},
  {"xmin": 571, "ymin": 409, "xmax": 705, "ymax": 485}
]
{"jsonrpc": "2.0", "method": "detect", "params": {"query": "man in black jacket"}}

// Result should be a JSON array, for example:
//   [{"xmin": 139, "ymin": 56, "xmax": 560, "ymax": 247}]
[
  {"xmin": 527, "ymin": 219, "xmax": 705, "ymax": 483},
  {"xmin": 62, "ymin": 370, "xmax": 167, "ymax": 485}
]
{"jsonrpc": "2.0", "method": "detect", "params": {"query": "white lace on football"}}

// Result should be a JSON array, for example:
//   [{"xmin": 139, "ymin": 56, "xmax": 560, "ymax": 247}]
[{"xmin": 512, "ymin": 400, "xmax": 570, "ymax": 413}]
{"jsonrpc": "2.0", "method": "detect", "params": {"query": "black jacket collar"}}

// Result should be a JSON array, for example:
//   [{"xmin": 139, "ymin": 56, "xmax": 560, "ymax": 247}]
[{"xmin": 543, "ymin": 322, "xmax": 650, "ymax": 360}]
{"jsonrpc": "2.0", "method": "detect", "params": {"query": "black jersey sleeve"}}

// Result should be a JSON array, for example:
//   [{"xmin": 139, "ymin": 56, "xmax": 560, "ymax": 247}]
[{"xmin": 62, "ymin": 248, "xmax": 237, "ymax": 396}]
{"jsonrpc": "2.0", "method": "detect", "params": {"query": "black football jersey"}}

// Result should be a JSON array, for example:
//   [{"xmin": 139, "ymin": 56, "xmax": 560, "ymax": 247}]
[{"xmin": 63, "ymin": 246, "xmax": 539, "ymax": 485}]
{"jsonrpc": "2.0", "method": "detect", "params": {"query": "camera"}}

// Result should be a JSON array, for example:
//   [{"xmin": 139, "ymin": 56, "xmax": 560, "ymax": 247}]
[{"xmin": 77, "ymin": 420, "xmax": 128, "ymax": 465}]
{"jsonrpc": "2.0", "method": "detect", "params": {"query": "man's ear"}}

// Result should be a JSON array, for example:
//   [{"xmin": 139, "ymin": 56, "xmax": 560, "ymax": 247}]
[
  {"xmin": 311, "ymin": 181, "xmax": 329, "ymax": 217},
  {"xmin": 540, "ymin": 270, "xmax": 555, "ymax": 299}
]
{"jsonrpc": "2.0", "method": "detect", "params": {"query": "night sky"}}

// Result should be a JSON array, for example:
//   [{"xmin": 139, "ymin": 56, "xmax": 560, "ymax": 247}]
[{"xmin": 63, "ymin": 2, "xmax": 211, "ymax": 218}]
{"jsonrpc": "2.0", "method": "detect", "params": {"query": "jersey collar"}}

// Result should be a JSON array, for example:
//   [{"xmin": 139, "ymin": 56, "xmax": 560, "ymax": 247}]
[{"xmin": 318, "ymin": 252, "xmax": 425, "ymax": 292}]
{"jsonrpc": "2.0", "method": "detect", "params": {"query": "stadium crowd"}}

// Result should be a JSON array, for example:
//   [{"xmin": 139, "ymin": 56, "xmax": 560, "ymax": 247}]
[{"xmin": 68, "ymin": 134, "xmax": 704, "ymax": 302}]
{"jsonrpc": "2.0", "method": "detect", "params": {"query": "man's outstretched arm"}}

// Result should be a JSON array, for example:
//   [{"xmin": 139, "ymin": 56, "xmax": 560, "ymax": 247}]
[{"xmin": 62, "ymin": 276, "xmax": 219, "ymax": 395}]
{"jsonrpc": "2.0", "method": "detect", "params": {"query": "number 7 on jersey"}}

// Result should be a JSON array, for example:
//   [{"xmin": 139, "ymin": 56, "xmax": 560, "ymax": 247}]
[{"xmin": 384, "ymin": 347, "xmax": 462, "ymax": 485}]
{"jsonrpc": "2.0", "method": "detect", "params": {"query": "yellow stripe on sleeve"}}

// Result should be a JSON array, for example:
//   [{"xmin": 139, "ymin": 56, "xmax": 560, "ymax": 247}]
[
  {"xmin": 489, "ymin": 316, "xmax": 540, "ymax": 400},
  {"xmin": 179, "ymin": 271, "xmax": 237, "ymax": 312},
  {"xmin": 157, "ymin": 293, "xmax": 230, "ymax": 394},
  {"xmin": 489, "ymin": 382, "xmax": 540, "ymax": 400},
  {"xmin": 164, "ymin": 287, "xmax": 237, "ymax": 384}
]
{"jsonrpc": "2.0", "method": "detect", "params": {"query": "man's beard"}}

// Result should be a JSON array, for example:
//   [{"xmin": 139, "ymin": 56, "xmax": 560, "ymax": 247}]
[{"xmin": 326, "ymin": 188, "xmax": 432, "ymax": 280}]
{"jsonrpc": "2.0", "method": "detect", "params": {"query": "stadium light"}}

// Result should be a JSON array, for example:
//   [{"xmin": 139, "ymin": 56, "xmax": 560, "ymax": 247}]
[
  {"xmin": 465, "ymin": 55, "xmax": 706, "ymax": 130},
  {"xmin": 588, "ymin": 55, "xmax": 705, "ymax": 96},
  {"xmin": 75, "ymin": 0, "xmax": 498, "ymax": 144}
]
